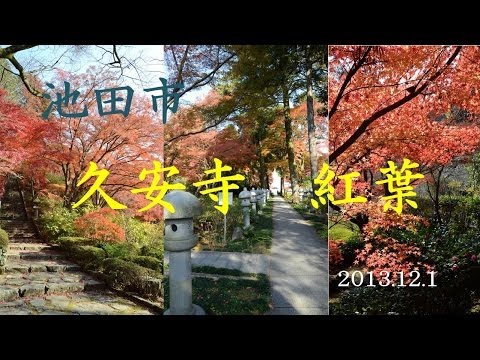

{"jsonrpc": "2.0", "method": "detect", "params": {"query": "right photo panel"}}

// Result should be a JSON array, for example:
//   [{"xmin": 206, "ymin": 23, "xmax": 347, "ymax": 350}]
[{"xmin": 328, "ymin": 45, "xmax": 480, "ymax": 315}]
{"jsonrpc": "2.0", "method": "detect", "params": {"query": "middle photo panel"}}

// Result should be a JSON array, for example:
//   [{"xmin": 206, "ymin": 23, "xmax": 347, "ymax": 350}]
[{"xmin": 162, "ymin": 45, "xmax": 329, "ymax": 315}]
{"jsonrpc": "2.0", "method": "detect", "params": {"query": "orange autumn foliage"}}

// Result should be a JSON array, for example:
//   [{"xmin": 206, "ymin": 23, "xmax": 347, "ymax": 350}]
[{"xmin": 74, "ymin": 208, "xmax": 125, "ymax": 243}]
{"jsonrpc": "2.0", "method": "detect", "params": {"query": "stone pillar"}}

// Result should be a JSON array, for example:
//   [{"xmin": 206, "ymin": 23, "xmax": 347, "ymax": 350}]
[
  {"xmin": 163, "ymin": 190, "xmax": 205, "ymax": 316},
  {"xmin": 262, "ymin": 189, "xmax": 267, "ymax": 206},
  {"xmin": 33, "ymin": 206, "xmax": 39, "ymax": 219},
  {"xmin": 257, "ymin": 189, "xmax": 264, "ymax": 210},
  {"xmin": 250, "ymin": 188, "xmax": 257, "ymax": 215},
  {"xmin": 299, "ymin": 189, "xmax": 305, "ymax": 203},
  {"xmin": 239, "ymin": 187, "xmax": 251, "ymax": 229}
]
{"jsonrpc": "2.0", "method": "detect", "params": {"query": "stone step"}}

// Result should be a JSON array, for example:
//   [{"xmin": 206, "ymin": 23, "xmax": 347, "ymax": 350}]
[
  {"xmin": 0, "ymin": 273, "xmax": 106, "ymax": 302},
  {"xmin": 8, "ymin": 243, "xmax": 51, "ymax": 251},
  {"xmin": 6, "ymin": 251, "xmax": 65, "ymax": 261},
  {"xmin": 9, "ymin": 237, "xmax": 43, "ymax": 244},
  {"xmin": 1, "ymin": 223, "xmax": 34, "ymax": 228},
  {"xmin": 5, "ymin": 259, "xmax": 81, "ymax": 274},
  {"xmin": 8, "ymin": 233, "xmax": 37, "ymax": 239}
]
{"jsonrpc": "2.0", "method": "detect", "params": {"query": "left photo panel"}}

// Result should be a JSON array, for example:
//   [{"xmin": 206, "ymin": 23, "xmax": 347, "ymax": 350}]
[{"xmin": 0, "ymin": 45, "xmax": 165, "ymax": 314}]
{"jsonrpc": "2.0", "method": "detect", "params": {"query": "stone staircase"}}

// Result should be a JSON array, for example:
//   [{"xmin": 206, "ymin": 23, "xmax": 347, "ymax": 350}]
[{"xmin": 0, "ymin": 178, "xmax": 155, "ymax": 315}]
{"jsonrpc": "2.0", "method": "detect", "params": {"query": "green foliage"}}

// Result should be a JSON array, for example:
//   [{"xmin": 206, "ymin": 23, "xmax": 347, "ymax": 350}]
[
  {"xmin": 38, "ymin": 205, "xmax": 80, "ymax": 240},
  {"xmin": 140, "ymin": 243, "xmax": 163, "ymax": 261},
  {"xmin": 331, "ymin": 285, "xmax": 473, "ymax": 315},
  {"xmin": 329, "ymin": 221, "xmax": 359, "ymax": 241},
  {"xmin": 125, "ymin": 255, "xmax": 162, "ymax": 271},
  {"xmin": 54, "ymin": 236, "xmax": 92, "ymax": 250},
  {"xmin": 45, "ymin": 172, "xmax": 65, "ymax": 185},
  {"xmin": 438, "ymin": 195, "xmax": 480, "ymax": 233},
  {"xmin": 196, "ymin": 197, "xmax": 244, "ymax": 249},
  {"xmin": 103, "ymin": 258, "xmax": 162, "ymax": 300},
  {"xmin": 69, "ymin": 245, "xmax": 106, "ymax": 270},
  {"xmin": 164, "ymin": 273, "xmax": 271, "ymax": 315},
  {"xmin": 339, "ymin": 235, "xmax": 364, "ymax": 267},
  {"xmin": 114, "ymin": 214, "xmax": 163, "ymax": 247},
  {"xmin": 0, "ymin": 228, "xmax": 8, "ymax": 250},
  {"xmin": 101, "ymin": 242, "xmax": 138, "ymax": 259}
]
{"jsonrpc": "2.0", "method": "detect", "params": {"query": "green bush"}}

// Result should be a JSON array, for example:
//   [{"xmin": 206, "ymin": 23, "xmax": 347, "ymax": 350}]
[
  {"xmin": 103, "ymin": 258, "xmax": 162, "ymax": 300},
  {"xmin": 38, "ymin": 205, "xmax": 80, "ymax": 240},
  {"xmin": 140, "ymin": 242, "xmax": 163, "ymax": 261},
  {"xmin": 101, "ymin": 242, "xmax": 138, "ymax": 259},
  {"xmin": 54, "ymin": 236, "xmax": 92, "ymax": 251},
  {"xmin": 70, "ymin": 245, "xmax": 106, "ymax": 270},
  {"xmin": 125, "ymin": 255, "xmax": 162, "ymax": 271},
  {"xmin": 439, "ymin": 195, "xmax": 480, "ymax": 233},
  {"xmin": 196, "ymin": 197, "xmax": 243, "ymax": 246},
  {"xmin": 0, "ymin": 228, "xmax": 8, "ymax": 251},
  {"xmin": 339, "ymin": 234, "xmax": 364, "ymax": 266},
  {"xmin": 114, "ymin": 214, "xmax": 163, "ymax": 247},
  {"xmin": 331, "ymin": 284, "xmax": 473, "ymax": 315}
]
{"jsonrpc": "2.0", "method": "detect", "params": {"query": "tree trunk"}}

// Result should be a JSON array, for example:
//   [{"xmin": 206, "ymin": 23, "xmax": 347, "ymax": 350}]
[
  {"xmin": 306, "ymin": 48, "xmax": 319, "ymax": 192},
  {"xmin": 257, "ymin": 139, "xmax": 268, "ymax": 189},
  {"xmin": 282, "ymin": 84, "xmax": 297, "ymax": 200}
]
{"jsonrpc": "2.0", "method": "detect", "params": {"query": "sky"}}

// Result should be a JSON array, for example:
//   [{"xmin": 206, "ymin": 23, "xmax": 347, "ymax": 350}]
[{"xmin": 12, "ymin": 45, "xmax": 209, "ymax": 105}]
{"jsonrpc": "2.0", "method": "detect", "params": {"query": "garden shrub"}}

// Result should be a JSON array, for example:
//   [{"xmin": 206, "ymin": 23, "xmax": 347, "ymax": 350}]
[
  {"xmin": 196, "ymin": 197, "xmax": 243, "ymax": 245},
  {"xmin": 331, "ymin": 284, "xmax": 473, "ymax": 315},
  {"xmin": 103, "ymin": 258, "xmax": 162, "ymax": 300},
  {"xmin": 70, "ymin": 245, "xmax": 106, "ymax": 270},
  {"xmin": 439, "ymin": 195, "xmax": 480, "ymax": 233},
  {"xmin": 101, "ymin": 242, "xmax": 138, "ymax": 258},
  {"xmin": 0, "ymin": 228, "xmax": 8, "ymax": 250},
  {"xmin": 114, "ymin": 214, "xmax": 163, "ymax": 247},
  {"xmin": 140, "ymin": 242, "xmax": 163, "ymax": 261},
  {"xmin": 125, "ymin": 255, "xmax": 162, "ymax": 271},
  {"xmin": 74, "ymin": 208, "xmax": 126, "ymax": 244},
  {"xmin": 339, "ymin": 234, "xmax": 364, "ymax": 266},
  {"xmin": 329, "ymin": 241, "xmax": 344, "ymax": 273},
  {"xmin": 54, "ymin": 236, "xmax": 92, "ymax": 250},
  {"xmin": 38, "ymin": 205, "xmax": 79, "ymax": 240}
]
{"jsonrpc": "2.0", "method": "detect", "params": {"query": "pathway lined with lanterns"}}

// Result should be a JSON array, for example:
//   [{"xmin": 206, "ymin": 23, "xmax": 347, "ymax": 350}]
[{"xmin": 164, "ymin": 194, "xmax": 328, "ymax": 315}]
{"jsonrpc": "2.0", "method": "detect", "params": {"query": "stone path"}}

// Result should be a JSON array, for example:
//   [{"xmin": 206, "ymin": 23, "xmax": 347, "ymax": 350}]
[
  {"xmin": 0, "ymin": 180, "xmax": 155, "ymax": 315},
  {"xmin": 268, "ymin": 196, "xmax": 328, "ymax": 315}
]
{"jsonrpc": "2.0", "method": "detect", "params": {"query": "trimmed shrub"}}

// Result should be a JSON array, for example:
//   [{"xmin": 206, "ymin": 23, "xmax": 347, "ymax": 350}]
[
  {"xmin": 140, "ymin": 242, "xmax": 163, "ymax": 261},
  {"xmin": 54, "ymin": 236, "xmax": 92, "ymax": 251},
  {"xmin": 103, "ymin": 258, "xmax": 162, "ymax": 300},
  {"xmin": 126, "ymin": 255, "xmax": 162, "ymax": 271},
  {"xmin": 70, "ymin": 245, "xmax": 106, "ymax": 270},
  {"xmin": 0, "ymin": 228, "xmax": 8, "ymax": 250}
]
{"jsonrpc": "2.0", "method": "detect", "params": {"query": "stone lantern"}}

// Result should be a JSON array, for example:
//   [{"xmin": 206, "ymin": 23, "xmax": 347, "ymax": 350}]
[
  {"xmin": 239, "ymin": 187, "xmax": 251, "ymax": 229},
  {"xmin": 261, "ymin": 188, "xmax": 267, "ymax": 205},
  {"xmin": 256, "ymin": 189, "xmax": 264, "ymax": 210},
  {"xmin": 250, "ymin": 188, "xmax": 257, "ymax": 215},
  {"xmin": 299, "ymin": 188, "xmax": 305, "ymax": 203},
  {"xmin": 163, "ymin": 190, "xmax": 205, "ymax": 315}
]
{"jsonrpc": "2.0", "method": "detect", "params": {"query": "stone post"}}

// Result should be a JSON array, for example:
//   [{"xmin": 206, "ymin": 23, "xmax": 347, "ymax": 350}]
[
  {"xmin": 250, "ymin": 188, "xmax": 257, "ymax": 215},
  {"xmin": 299, "ymin": 188, "xmax": 305, "ymax": 203},
  {"xmin": 257, "ymin": 189, "xmax": 264, "ymax": 210},
  {"xmin": 163, "ymin": 190, "xmax": 205, "ymax": 316},
  {"xmin": 239, "ymin": 187, "xmax": 251, "ymax": 229},
  {"xmin": 33, "ymin": 206, "xmax": 39, "ymax": 219},
  {"xmin": 262, "ymin": 188, "xmax": 267, "ymax": 206}
]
